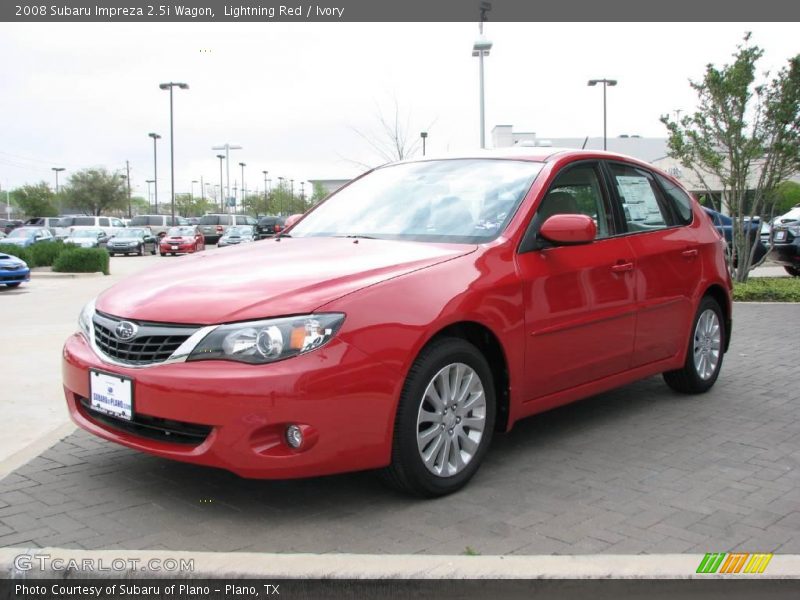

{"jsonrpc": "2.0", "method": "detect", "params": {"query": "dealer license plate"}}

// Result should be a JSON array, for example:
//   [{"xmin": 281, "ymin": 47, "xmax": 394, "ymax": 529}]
[
  {"xmin": 774, "ymin": 230, "xmax": 786, "ymax": 241},
  {"xmin": 89, "ymin": 370, "xmax": 133, "ymax": 421},
  {"xmin": 171, "ymin": 245, "xmax": 178, "ymax": 250}
]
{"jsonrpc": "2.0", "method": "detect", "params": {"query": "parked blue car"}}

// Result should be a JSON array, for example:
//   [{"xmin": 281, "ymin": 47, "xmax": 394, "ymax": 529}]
[
  {"xmin": 1, "ymin": 226, "xmax": 55, "ymax": 248},
  {"xmin": 0, "ymin": 252, "xmax": 30, "ymax": 288},
  {"xmin": 703, "ymin": 207, "xmax": 767, "ymax": 265}
]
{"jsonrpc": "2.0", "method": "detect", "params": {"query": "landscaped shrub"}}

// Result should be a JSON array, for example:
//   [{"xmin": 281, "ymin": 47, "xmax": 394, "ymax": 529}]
[
  {"xmin": 28, "ymin": 240, "xmax": 67, "ymax": 267},
  {"xmin": 733, "ymin": 278, "xmax": 800, "ymax": 302},
  {"xmin": 52, "ymin": 248, "xmax": 110, "ymax": 275},
  {"xmin": 0, "ymin": 244, "xmax": 32, "ymax": 265}
]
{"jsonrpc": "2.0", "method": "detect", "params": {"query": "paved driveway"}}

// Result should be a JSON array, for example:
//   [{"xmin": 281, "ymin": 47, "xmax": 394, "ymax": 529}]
[{"xmin": 1, "ymin": 303, "xmax": 798, "ymax": 555}]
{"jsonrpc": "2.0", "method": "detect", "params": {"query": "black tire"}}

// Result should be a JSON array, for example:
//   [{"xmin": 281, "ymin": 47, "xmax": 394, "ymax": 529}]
[
  {"xmin": 137, "ymin": 244, "xmax": 144, "ymax": 256},
  {"xmin": 381, "ymin": 337, "xmax": 496, "ymax": 497},
  {"xmin": 110, "ymin": 253, "xmax": 116, "ymax": 257},
  {"xmin": 150, "ymin": 245, "xmax": 156, "ymax": 255},
  {"xmin": 784, "ymin": 266, "xmax": 800, "ymax": 277},
  {"xmin": 663, "ymin": 296, "xmax": 725, "ymax": 394},
  {"xmin": 6, "ymin": 283, "xmax": 21, "ymax": 288}
]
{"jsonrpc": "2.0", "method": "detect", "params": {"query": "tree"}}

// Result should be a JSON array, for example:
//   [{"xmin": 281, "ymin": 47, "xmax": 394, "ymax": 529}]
[
  {"xmin": 661, "ymin": 34, "xmax": 800, "ymax": 282},
  {"xmin": 770, "ymin": 180, "xmax": 800, "ymax": 216},
  {"xmin": 309, "ymin": 182, "xmax": 328, "ymax": 207},
  {"xmin": 63, "ymin": 168, "xmax": 127, "ymax": 216},
  {"xmin": 175, "ymin": 193, "xmax": 215, "ymax": 217},
  {"xmin": 11, "ymin": 182, "xmax": 58, "ymax": 217}
]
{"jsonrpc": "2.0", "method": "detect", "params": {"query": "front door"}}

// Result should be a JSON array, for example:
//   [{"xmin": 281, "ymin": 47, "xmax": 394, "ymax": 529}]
[{"xmin": 517, "ymin": 161, "xmax": 637, "ymax": 401}]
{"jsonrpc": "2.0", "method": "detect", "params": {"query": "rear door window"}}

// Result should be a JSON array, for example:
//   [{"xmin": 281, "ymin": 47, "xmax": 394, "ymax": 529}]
[
  {"xmin": 655, "ymin": 174, "xmax": 694, "ymax": 225},
  {"xmin": 607, "ymin": 163, "xmax": 672, "ymax": 233},
  {"xmin": 98, "ymin": 218, "xmax": 110, "ymax": 227}
]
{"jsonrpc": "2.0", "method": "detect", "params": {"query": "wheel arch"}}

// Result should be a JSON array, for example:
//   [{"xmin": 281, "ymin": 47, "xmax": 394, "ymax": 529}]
[
  {"xmin": 702, "ymin": 283, "xmax": 732, "ymax": 352},
  {"xmin": 424, "ymin": 321, "xmax": 511, "ymax": 432}
]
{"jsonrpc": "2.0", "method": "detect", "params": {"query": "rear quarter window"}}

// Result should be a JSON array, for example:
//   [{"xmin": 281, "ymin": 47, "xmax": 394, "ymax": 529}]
[{"xmin": 656, "ymin": 174, "xmax": 694, "ymax": 225}]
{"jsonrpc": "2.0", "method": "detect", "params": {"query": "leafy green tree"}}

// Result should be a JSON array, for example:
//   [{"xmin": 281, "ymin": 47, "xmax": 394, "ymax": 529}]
[
  {"xmin": 175, "ymin": 193, "xmax": 215, "ymax": 217},
  {"xmin": 130, "ymin": 196, "xmax": 150, "ymax": 216},
  {"xmin": 11, "ymin": 182, "xmax": 58, "ymax": 217},
  {"xmin": 63, "ymin": 168, "xmax": 127, "ymax": 216},
  {"xmin": 309, "ymin": 182, "xmax": 328, "ymax": 207},
  {"xmin": 661, "ymin": 34, "xmax": 800, "ymax": 282},
  {"xmin": 770, "ymin": 181, "xmax": 800, "ymax": 216}
]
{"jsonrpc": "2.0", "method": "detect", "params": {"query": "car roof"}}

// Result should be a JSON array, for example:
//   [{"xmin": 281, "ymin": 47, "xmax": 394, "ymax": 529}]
[{"xmin": 389, "ymin": 147, "xmax": 653, "ymax": 166}]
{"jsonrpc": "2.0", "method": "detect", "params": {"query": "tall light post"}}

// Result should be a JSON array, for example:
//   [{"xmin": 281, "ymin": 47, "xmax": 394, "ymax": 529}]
[
  {"xmin": 191, "ymin": 180, "xmax": 198, "ymax": 203},
  {"xmin": 277, "ymin": 177, "xmax": 285, "ymax": 215},
  {"xmin": 215, "ymin": 154, "xmax": 225, "ymax": 212},
  {"xmin": 239, "ymin": 162, "xmax": 246, "ymax": 213},
  {"xmin": 146, "ymin": 179, "xmax": 155, "ymax": 212},
  {"xmin": 158, "ymin": 81, "xmax": 189, "ymax": 224},
  {"xmin": 51, "ymin": 167, "xmax": 65, "ymax": 213},
  {"xmin": 420, "ymin": 131, "xmax": 428, "ymax": 156},
  {"xmin": 211, "ymin": 143, "xmax": 242, "ymax": 211},
  {"xmin": 261, "ymin": 171, "xmax": 269, "ymax": 215},
  {"xmin": 472, "ymin": 2, "xmax": 492, "ymax": 149},
  {"xmin": 587, "ymin": 78, "xmax": 617, "ymax": 151},
  {"xmin": 148, "ymin": 132, "xmax": 161, "ymax": 214}
]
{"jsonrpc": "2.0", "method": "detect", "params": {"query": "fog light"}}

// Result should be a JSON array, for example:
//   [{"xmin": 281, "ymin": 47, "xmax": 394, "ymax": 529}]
[{"xmin": 285, "ymin": 425, "xmax": 303, "ymax": 449}]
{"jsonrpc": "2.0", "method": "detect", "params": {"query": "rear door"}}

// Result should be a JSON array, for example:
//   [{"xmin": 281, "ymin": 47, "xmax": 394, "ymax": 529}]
[
  {"xmin": 517, "ymin": 160, "xmax": 637, "ymax": 400},
  {"xmin": 604, "ymin": 162, "xmax": 700, "ymax": 367}
]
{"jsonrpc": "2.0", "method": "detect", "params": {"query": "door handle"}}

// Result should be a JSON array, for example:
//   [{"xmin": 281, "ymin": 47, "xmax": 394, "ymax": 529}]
[
  {"xmin": 681, "ymin": 249, "xmax": 699, "ymax": 259},
  {"xmin": 611, "ymin": 261, "xmax": 634, "ymax": 273}
]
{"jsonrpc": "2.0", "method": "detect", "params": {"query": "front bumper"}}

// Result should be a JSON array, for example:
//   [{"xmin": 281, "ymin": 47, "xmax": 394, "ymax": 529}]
[
  {"xmin": 0, "ymin": 267, "xmax": 30, "ymax": 284},
  {"xmin": 62, "ymin": 332, "xmax": 399, "ymax": 479},
  {"xmin": 770, "ymin": 243, "xmax": 799, "ymax": 266},
  {"xmin": 159, "ymin": 242, "xmax": 195, "ymax": 253}
]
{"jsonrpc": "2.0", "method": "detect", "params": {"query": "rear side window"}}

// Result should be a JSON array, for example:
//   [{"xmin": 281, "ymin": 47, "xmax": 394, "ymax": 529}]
[
  {"xmin": 608, "ymin": 163, "xmax": 671, "ymax": 232},
  {"xmin": 656, "ymin": 174, "xmax": 693, "ymax": 225},
  {"xmin": 74, "ymin": 217, "xmax": 95, "ymax": 226},
  {"xmin": 199, "ymin": 215, "xmax": 220, "ymax": 225},
  {"xmin": 131, "ymin": 216, "xmax": 149, "ymax": 226},
  {"xmin": 98, "ymin": 218, "xmax": 110, "ymax": 227}
]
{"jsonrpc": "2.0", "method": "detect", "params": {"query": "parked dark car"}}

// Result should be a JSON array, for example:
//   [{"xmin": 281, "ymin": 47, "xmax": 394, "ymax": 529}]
[
  {"xmin": 770, "ymin": 219, "xmax": 800, "ymax": 276},
  {"xmin": 0, "ymin": 252, "xmax": 30, "ymax": 288},
  {"xmin": 255, "ymin": 216, "xmax": 286, "ymax": 239},
  {"xmin": 703, "ymin": 208, "xmax": 767, "ymax": 265},
  {"xmin": 0, "ymin": 219, "xmax": 24, "ymax": 235},
  {"xmin": 2, "ymin": 226, "xmax": 55, "ymax": 248},
  {"xmin": 107, "ymin": 228, "xmax": 158, "ymax": 256},
  {"xmin": 218, "ymin": 225, "xmax": 257, "ymax": 247}
]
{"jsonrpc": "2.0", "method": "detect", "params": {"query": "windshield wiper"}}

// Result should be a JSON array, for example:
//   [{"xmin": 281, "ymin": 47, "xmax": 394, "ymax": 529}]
[{"xmin": 336, "ymin": 234, "xmax": 377, "ymax": 239}]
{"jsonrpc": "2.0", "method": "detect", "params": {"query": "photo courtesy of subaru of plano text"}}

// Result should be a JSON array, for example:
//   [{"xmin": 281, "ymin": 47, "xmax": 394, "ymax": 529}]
[{"xmin": 62, "ymin": 149, "xmax": 732, "ymax": 497}]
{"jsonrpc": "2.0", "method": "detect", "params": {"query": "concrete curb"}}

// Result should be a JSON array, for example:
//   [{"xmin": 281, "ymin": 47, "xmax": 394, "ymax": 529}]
[
  {"xmin": 0, "ymin": 422, "xmax": 76, "ymax": 481},
  {"xmin": 1, "ymin": 548, "xmax": 798, "ymax": 579},
  {"xmin": 30, "ymin": 271, "xmax": 105, "ymax": 279}
]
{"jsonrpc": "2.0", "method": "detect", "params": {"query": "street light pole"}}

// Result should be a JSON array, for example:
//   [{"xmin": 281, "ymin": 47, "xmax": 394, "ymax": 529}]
[
  {"xmin": 158, "ymin": 81, "xmax": 189, "ymax": 224},
  {"xmin": 146, "ymin": 180, "xmax": 154, "ymax": 212},
  {"xmin": 472, "ymin": 2, "xmax": 492, "ymax": 149},
  {"xmin": 191, "ymin": 180, "xmax": 198, "ymax": 203},
  {"xmin": 51, "ymin": 167, "xmax": 65, "ymax": 213},
  {"xmin": 420, "ymin": 132, "xmax": 428, "ymax": 156},
  {"xmin": 262, "ymin": 170, "xmax": 268, "ymax": 216},
  {"xmin": 125, "ymin": 160, "xmax": 132, "ymax": 219},
  {"xmin": 148, "ymin": 132, "xmax": 161, "ymax": 214},
  {"xmin": 239, "ymin": 162, "xmax": 246, "ymax": 214},
  {"xmin": 587, "ymin": 78, "xmax": 617, "ymax": 151},
  {"xmin": 277, "ymin": 177, "xmax": 285, "ymax": 215},
  {"xmin": 211, "ymin": 143, "xmax": 242, "ymax": 211},
  {"xmin": 216, "ymin": 154, "xmax": 225, "ymax": 212}
]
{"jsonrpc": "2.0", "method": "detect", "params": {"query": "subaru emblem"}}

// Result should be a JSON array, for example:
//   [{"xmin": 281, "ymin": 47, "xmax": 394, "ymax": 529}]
[{"xmin": 115, "ymin": 321, "xmax": 138, "ymax": 341}]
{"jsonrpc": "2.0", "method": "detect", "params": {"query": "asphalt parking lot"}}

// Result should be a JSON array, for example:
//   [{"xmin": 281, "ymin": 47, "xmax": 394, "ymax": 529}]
[{"xmin": 0, "ymin": 262, "xmax": 798, "ymax": 555}]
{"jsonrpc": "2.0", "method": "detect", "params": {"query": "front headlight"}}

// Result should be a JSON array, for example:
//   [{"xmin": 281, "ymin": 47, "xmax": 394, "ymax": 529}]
[
  {"xmin": 788, "ymin": 225, "xmax": 800, "ymax": 236},
  {"xmin": 187, "ymin": 313, "xmax": 345, "ymax": 365},
  {"xmin": 78, "ymin": 299, "xmax": 96, "ymax": 339}
]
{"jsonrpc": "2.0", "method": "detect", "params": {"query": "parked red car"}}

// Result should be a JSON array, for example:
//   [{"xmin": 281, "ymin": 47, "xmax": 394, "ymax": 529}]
[
  {"xmin": 63, "ymin": 149, "xmax": 732, "ymax": 496},
  {"xmin": 159, "ymin": 226, "xmax": 205, "ymax": 256}
]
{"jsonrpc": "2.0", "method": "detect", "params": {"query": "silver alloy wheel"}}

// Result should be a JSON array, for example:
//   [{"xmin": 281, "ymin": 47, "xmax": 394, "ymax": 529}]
[
  {"xmin": 693, "ymin": 308, "xmax": 722, "ymax": 380},
  {"xmin": 416, "ymin": 362, "xmax": 486, "ymax": 478}
]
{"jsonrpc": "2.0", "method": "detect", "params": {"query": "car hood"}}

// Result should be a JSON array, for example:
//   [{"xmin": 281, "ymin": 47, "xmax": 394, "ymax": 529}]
[
  {"xmin": 96, "ymin": 237, "xmax": 477, "ymax": 324},
  {"xmin": 0, "ymin": 255, "xmax": 27, "ymax": 267},
  {"xmin": 1, "ymin": 238, "xmax": 29, "ymax": 246}
]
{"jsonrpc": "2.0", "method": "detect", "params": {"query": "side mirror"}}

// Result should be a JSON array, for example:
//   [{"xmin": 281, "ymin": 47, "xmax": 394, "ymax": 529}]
[{"xmin": 539, "ymin": 214, "xmax": 597, "ymax": 245}]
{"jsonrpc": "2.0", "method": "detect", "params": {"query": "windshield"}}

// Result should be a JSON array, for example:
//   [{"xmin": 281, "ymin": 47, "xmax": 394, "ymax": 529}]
[
  {"xmin": 123, "ymin": 228, "xmax": 148, "ymax": 237},
  {"xmin": 71, "ymin": 230, "xmax": 101, "ymax": 238},
  {"xmin": 167, "ymin": 226, "xmax": 195, "ymax": 237},
  {"xmin": 290, "ymin": 159, "xmax": 543, "ymax": 243},
  {"xmin": 226, "ymin": 226, "xmax": 253, "ymax": 236},
  {"xmin": 8, "ymin": 228, "xmax": 33, "ymax": 238}
]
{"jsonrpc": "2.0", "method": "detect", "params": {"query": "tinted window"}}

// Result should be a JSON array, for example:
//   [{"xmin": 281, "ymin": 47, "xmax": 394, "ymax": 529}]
[
  {"xmin": 656, "ymin": 174, "xmax": 693, "ymax": 225},
  {"xmin": 199, "ymin": 215, "xmax": 220, "ymax": 225},
  {"xmin": 74, "ymin": 217, "xmax": 96, "ymax": 226},
  {"xmin": 131, "ymin": 216, "xmax": 149, "ymax": 226},
  {"xmin": 535, "ymin": 163, "xmax": 614, "ymax": 238},
  {"xmin": 98, "ymin": 218, "xmax": 110, "ymax": 227},
  {"xmin": 608, "ymin": 163, "xmax": 671, "ymax": 232}
]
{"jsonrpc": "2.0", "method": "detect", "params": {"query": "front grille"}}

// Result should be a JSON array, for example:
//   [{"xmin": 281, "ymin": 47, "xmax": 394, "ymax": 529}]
[
  {"xmin": 1, "ymin": 265, "xmax": 23, "ymax": 271},
  {"xmin": 79, "ymin": 397, "xmax": 212, "ymax": 445},
  {"xmin": 92, "ymin": 311, "xmax": 199, "ymax": 366}
]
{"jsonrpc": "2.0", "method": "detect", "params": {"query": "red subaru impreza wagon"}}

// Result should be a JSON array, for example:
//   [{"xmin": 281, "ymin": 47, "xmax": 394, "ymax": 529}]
[{"xmin": 63, "ymin": 149, "xmax": 732, "ymax": 496}]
